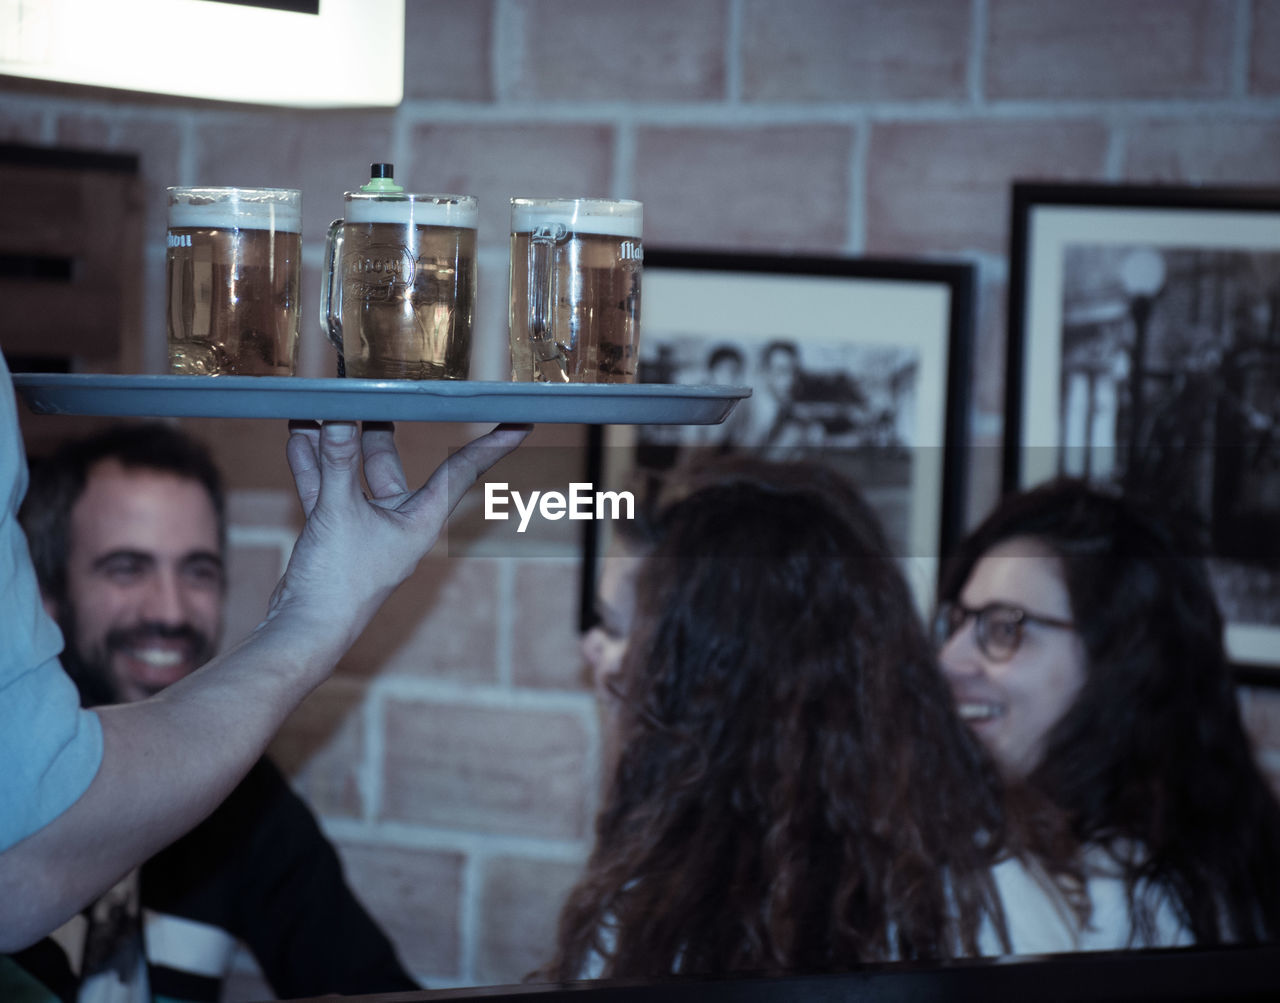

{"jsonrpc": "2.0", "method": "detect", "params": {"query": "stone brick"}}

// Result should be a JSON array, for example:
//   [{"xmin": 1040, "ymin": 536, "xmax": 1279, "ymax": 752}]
[
  {"xmin": 440, "ymin": 421, "xmax": 591, "ymax": 533},
  {"xmin": 1252, "ymin": 0, "xmax": 1280, "ymax": 94},
  {"xmin": 512, "ymin": 558, "xmax": 588, "ymax": 690},
  {"xmin": 55, "ymin": 112, "xmax": 182, "ymax": 247},
  {"xmin": 52, "ymin": 112, "xmax": 110, "ymax": 150},
  {"xmin": 448, "ymin": 441, "xmax": 595, "ymax": 558},
  {"xmin": 1124, "ymin": 119, "xmax": 1280, "ymax": 185},
  {"xmin": 985, "ymin": 0, "xmax": 1234, "ymax": 100},
  {"xmin": 404, "ymin": 0, "xmax": 494, "ymax": 101},
  {"xmin": 270, "ymin": 676, "xmax": 368, "ymax": 819},
  {"xmin": 226, "ymin": 486, "xmax": 299, "ymax": 527},
  {"xmin": 505, "ymin": 0, "xmax": 726, "ymax": 102},
  {"xmin": 382, "ymin": 699, "xmax": 591, "ymax": 838},
  {"xmin": 0, "ymin": 91, "xmax": 47, "ymax": 142},
  {"xmin": 193, "ymin": 111, "xmax": 397, "ymax": 253},
  {"xmin": 340, "ymin": 556, "xmax": 501, "ymax": 683},
  {"xmin": 741, "ymin": 0, "xmax": 970, "ymax": 102},
  {"xmin": 175, "ymin": 417, "xmax": 296, "ymax": 491},
  {"xmin": 222, "ymin": 542, "xmax": 282, "ymax": 649},
  {"xmin": 477, "ymin": 855, "xmax": 585, "ymax": 984},
  {"xmin": 633, "ymin": 125, "xmax": 853, "ymax": 251},
  {"xmin": 405, "ymin": 123, "xmax": 614, "ymax": 253},
  {"xmin": 138, "ymin": 244, "xmax": 167, "ymax": 373},
  {"xmin": 337, "ymin": 842, "xmax": 464, "ymax": 980},
  {"xmin": 865, "ymin": 120, "xmax": 1108, "ymax": 255}
]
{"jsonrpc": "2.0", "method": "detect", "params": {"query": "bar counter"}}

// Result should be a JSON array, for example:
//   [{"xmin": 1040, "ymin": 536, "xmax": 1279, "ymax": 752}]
[{"xmin": 284, "ymin": 943, "xmax": 1280, "ymax": 1002}]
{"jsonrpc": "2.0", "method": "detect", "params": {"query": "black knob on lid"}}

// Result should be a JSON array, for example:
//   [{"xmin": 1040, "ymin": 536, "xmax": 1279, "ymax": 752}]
[{"xmin": 370, "ymin": 163, "xmax": 394, "ymax": 179}]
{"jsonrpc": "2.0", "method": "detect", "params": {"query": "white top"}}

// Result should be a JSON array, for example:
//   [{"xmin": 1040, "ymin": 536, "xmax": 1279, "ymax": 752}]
[
  {"xmin": 982, "ymin": 855, "xmax": 1082, "ymax": 955},
  {"xmin": 1070, "ymin": 845, "xmax": 1194, "ymax": 951},
  {"xmin": 576, "ymin": 849, "xmax": 1193, "ymax": 978},
  {"xmin": 0, "ymin": 349, "xmax": 104, "ymax": 852}
]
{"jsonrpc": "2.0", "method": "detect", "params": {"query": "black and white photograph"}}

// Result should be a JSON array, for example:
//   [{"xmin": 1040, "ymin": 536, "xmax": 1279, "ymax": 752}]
[
  {"xmin": 635, "ymin": 330, "xmax": 921, "ymax": 553},
  {"xmin": 637, "ymin": 332, "xmax": 919, "ymax": 459},
  {"xmin": 596, "ymin": 250, "xmax": 974, "ymax": 613},
  {"xmin": 1007, "ymin": 183, "xmax": 1280, "ymax": 670}
]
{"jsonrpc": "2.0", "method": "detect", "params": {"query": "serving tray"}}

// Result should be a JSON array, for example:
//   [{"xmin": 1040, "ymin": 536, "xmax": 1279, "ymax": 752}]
[{"xmin": 12, "ymin": 374, "xmax": 750, "ymax": 425}]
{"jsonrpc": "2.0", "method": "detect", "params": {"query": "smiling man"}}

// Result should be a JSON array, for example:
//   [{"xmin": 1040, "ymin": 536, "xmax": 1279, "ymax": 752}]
[
  {"xmin": 45, "ymin": 435, "xmax": 224, "ymax": 706},
  {"xmin": 13, "ymin": 423, "xmax": 416, "ymax": 1002}
]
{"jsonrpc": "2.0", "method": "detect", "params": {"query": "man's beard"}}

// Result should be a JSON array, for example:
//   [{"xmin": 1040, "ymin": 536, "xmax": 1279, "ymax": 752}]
[{"xmin": 56, "ymin": 604, "xmax": 217, "ymax": 708}]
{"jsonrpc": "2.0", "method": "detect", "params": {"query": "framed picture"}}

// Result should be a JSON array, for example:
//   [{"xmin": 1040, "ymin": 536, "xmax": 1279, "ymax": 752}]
[
  {"xmin": 583, "ymin": 249, "xmax": 975, "ymax": 627},
  {"xmin": 1005, "ymin": 182, "xmax": 1280, "ymax": 674}
]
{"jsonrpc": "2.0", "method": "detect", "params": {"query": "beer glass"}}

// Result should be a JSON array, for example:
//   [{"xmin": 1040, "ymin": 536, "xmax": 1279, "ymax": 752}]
[
  {"xmin": 508, "ymin": 197, "xmax": 642, "ymax": 383},
  {"xmin": 322, "ymin": 192, "xmax": 478, "ymax": 380},
  {"xmin": 166, "ymin": 187, "xmax": 302, "ymax": 376}
]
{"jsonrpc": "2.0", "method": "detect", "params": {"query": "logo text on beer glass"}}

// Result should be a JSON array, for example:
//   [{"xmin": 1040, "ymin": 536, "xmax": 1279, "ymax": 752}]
[{"xmin": 484, "ymin": 482, "xmax": 635, "ymax": 534}]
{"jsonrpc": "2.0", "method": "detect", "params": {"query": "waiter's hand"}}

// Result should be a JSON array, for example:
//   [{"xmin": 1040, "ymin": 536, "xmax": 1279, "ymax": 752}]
[{"xmin": 267, "ymin": 420, "xmax": 528, "ymax": 643}]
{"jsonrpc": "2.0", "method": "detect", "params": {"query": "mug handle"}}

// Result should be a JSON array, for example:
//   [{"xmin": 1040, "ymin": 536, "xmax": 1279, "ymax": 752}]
[
  {"xmin": 320, "ymin": 219, "xmax": 346, "ymax": 363},
  {"xmin": 527, "ymin": 222, "xmax": 571, "ymax": 382}
]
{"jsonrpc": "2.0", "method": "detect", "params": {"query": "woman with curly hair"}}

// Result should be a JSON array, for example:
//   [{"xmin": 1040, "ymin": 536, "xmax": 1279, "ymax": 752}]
[
  {"xmin": 937, "ymin": 478, "xmax": 1279, "ymax": 946},
  {"xmin": 548, "ymin": 460, "xmax": 1098, "ymax": 981}
]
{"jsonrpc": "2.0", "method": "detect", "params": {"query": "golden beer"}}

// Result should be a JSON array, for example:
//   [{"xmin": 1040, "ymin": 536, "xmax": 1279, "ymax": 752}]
[
  {"xmin": 508, "ymin": 198, "xmax": 643, "ymax": 384},
  {"xmin": 166, "ymin": 188, "xmax": 301, "ymax": 376},
  {"xmin": 324, "ymin": 194, "xmax": 478, "ymax": 380}
]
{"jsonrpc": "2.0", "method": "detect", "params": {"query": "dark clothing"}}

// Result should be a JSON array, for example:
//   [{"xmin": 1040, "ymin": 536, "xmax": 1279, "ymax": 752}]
[{"xmin": 2, "ymin": 757, "xmax": 418, "ymax": 1002}]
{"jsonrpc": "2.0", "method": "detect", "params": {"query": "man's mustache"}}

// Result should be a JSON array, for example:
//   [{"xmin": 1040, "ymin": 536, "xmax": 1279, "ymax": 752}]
[{"xmin": 104, "ymin": 622, "xmax": 214, "ymax": 655}]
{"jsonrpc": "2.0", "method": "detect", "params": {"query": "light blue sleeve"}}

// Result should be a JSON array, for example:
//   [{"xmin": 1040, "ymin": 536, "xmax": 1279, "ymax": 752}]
[{"xmin": 0, "ymin": 351, "xmax": 103, "ymax": 852}]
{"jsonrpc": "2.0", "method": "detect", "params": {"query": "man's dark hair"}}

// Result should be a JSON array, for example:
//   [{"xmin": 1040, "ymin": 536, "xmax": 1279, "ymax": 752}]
[
  {"xmin": 706, "ymin": 344, "xmax": 744, "ymax": 372},
  {"xmin": 760, "ymin": 339, "xmax": 798, "ymax": 367},
  {"xmin": 20, "ymin": 422, "xmax": 227, "ymax": 605}
]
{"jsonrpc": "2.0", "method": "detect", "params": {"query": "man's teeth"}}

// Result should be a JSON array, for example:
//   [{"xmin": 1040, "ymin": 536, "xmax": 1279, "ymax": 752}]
[
  {"xmin": 128, "ymin": 648, "xmax": 184, "ymax": 667},
  {"xmin": 958, "ymin": 702, "xmax": 1002, "ymax": 722}
]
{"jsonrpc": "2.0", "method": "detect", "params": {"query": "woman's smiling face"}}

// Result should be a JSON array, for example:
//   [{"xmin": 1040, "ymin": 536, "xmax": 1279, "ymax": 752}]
[{"xmin": 938, "ymin": 536, "xmax": 1088, "ymax": 776}]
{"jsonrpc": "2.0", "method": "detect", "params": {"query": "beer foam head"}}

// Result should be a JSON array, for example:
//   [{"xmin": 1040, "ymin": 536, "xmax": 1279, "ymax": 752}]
[
  {"xmin": 511, "ymin": 197, "xmax": 642, "ymax": 238},
  {"xmin": 345, "ymin": 193, "xmax": 479, "ymax": 228},
  {"xmin": 167, "ymin": 187, "xmax": 301, "ymax": 232}
]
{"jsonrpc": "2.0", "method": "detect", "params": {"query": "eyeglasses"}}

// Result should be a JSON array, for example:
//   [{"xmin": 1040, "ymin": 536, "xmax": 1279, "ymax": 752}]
[{"xmin": 932, "ymin": 600, "xmax": 1075, "ymax": 662}]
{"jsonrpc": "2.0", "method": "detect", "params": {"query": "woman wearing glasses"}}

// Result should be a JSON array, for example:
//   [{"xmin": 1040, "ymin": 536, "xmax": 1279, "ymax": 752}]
[{"xmin": 936, "ymin": 478, "xmax": 1280, "ymax": 946}]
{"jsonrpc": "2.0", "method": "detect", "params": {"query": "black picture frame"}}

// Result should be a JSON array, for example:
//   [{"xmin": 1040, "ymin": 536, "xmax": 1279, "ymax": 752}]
[
  {"xmin": 581, "ymin": 248, "xmax": 975, "ymax": 629},
  {"xmin": 1005, "ymin": 181, "xmax": 1280, "ymax": 676}
]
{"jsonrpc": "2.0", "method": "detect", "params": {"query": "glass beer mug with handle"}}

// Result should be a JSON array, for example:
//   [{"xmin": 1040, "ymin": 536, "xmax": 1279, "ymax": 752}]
[
  {"xmin": 321, "ymin": 165, "xmax": 478, "ymax": 379},
  {"xmin": 509, "ymin": 197, "xmax": 642, "ymax": 383}
]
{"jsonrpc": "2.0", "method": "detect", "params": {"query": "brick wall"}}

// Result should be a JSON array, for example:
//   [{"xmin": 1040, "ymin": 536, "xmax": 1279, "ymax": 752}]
[{"xmin": 4, "ymin": 0, "xmax": 1280, "ymax": 993}]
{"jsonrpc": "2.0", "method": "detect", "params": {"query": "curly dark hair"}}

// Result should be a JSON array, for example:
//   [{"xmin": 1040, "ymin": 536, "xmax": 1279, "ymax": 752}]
[
  {"xmin": 938, "ymin": 477, "xmax": 1280, "ymax": 944},
  {"xmin": 547, "ymin": 459, "xmax": 1078, "ymax": 980}
]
